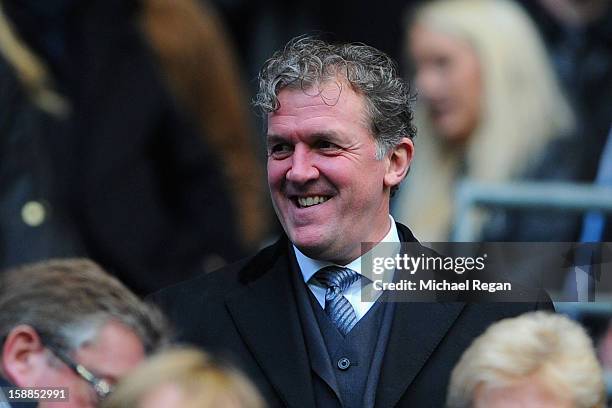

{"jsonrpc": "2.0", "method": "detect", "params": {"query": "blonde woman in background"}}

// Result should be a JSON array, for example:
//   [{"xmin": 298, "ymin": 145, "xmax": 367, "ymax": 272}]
[
  {"xmin": 393, "ymin": 0, "xmax": 575, "ymax": 242},
  {"xmin": 447, "ymin": 311, "xmax": 606, "ymax": 408},
  {"xmin": 102, "ymin": 348, "xmax": 265, "ymax": 408}
]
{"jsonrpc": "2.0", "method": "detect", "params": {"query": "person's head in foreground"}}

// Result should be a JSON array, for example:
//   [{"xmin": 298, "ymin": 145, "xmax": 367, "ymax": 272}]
[
  {"xmin": 101, "ymin": 347, "xmax": 265, "ymax": 408},
  {"xmin": 254, "ymin": 35, "xmax": 415, "ymax": 265},
  {"xmin": 0, "ymin": 258, "xmax": 168, "ymax": 408},
  {"xmin": 447, "ymin": 311, "xmax": 606, "ymax": 408}
]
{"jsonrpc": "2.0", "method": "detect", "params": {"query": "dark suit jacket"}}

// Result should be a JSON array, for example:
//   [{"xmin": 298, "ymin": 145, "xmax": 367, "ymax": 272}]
[{"xmin": 151, "ymin": 223, "xmax": 552, "ymax": 407}]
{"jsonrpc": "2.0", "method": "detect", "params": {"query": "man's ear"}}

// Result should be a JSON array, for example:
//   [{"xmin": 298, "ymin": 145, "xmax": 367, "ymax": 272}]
[
  {"xmin": 384, "ymin": 137, "xmax": 414, "ymax": 189},
  {"xmin": 2, "ymin": 325, "xmax": 48, "ymax": 387}
]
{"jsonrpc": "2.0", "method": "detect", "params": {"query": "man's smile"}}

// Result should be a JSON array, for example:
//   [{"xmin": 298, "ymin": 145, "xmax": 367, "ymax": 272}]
[{"xmin": 294, "ymin": 195, "xmax": 331, "ymax": 208}]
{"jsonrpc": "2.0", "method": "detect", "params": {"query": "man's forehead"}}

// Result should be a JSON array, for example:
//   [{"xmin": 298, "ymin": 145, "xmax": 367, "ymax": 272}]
[
  {"xmin": 267, "ymin": 81, "xmax": 371, "ymax": 132},
  {"xmin": 279, "ymin": 77, "xmax": 362, "ymax": 105}
]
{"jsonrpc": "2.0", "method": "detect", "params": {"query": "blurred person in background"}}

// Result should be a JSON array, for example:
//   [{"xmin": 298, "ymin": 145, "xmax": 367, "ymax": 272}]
[
  {"xmin": 0, "ymin": 258, "xmax": 168, "ymax": 408},
  {"xmin": 140, "ymin": 0, "xmax": 272, "ymax": 250},
  {"xmin": 0, "ymin": 0, "xmax": 253, "ymax": 295},
  {"xmin": 102, "ymin": 348, "xmax": 264, "ymax": 408},
  {"xmin": 447, "ymin": 311, "xmax": 606, "ymax": 408},
  {"xmin": 519, "ymin": 0, "xmax": 612, "ymax": 186},
  {"xmin": 393, "ymin": 0, "xmax": 577, "ymax": 242},
  {"xmin": 524, "ymin": 0, "xmax": 612, "ymax": 297}
]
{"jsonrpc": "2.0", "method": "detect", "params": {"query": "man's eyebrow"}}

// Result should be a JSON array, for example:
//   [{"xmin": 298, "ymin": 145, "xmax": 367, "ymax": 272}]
[
  {"xmin": 266, "ymin": 131, "xmax": 342, "ymax": 144},
  {"xmin": 266, "ymin": 134, "xmax": 285, "ymax": 141},
  {"xmin": 266, "ymin": 134, "xmax": 288, "ymax": 145},
  {"xmin": 309, "ymin": 131, "xmax": 341, "ymax": 140}
]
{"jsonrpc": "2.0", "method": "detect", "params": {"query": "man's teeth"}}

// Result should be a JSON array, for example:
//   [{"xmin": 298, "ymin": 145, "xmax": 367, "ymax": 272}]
[{"xmin": 297, "ymin": 196, "xmax": 330, "ymax": 208}]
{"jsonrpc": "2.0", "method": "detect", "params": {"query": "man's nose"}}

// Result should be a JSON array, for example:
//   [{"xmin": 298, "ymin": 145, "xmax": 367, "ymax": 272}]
[{"xmin": 286, "ymin": 146, "xmax": 318, "ymax": 184}]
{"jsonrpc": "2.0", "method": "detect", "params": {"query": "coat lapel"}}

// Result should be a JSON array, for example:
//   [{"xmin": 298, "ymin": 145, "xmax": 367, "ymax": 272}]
[
  {"xmin": 374, "ymin": 301, "xmax": 464, "ymax": 408},
  {"xmin": 224, "ymin": 240, "xmax": 316, "ymax": 408},
  {"xmin": 376, "ymin": 223, "xmax": 465, "ymax": 407}
]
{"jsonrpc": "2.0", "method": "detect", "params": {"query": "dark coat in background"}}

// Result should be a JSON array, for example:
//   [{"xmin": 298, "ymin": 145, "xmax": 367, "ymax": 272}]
[{"xmin": 0, "ymin": 0, "xmax": 242, "ymax": 294}]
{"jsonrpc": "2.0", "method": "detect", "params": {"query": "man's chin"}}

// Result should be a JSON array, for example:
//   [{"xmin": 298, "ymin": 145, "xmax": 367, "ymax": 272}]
[
  {"xmin": 292, "ymin": 235, "xmax": 355, "ymax": 264},
  {"xmin": 290, "ymin": 233, "xmax": 331, "ymax": 258},
  {"xmin": 292, "ymin": 240, "xmax": 327, "ymax": 257}
]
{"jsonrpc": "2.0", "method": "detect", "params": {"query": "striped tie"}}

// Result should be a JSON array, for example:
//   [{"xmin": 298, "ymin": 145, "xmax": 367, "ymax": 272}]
[{"xmin": 314, "ymin": 266, "xmax": 360, "ymax": 336}]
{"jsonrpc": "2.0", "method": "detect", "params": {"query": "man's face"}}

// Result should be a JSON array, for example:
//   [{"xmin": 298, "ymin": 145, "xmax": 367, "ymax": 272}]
[
  {"xmin": 13, "ymin": 321, "xmax": 145, "ymax": 408},
  {"xmin": 267, "ymin": 81, "xmax": 402, "ymax": 264}
]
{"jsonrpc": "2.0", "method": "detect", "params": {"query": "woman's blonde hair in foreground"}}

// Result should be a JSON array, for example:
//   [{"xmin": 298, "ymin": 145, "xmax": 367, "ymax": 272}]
[
  {"xmin": 102, "ymin": 348, "xmax": 264, "ymax": 408},
  {"xmin": 447, "ymin": 311, "xmax": 605, "ymax": 408}
]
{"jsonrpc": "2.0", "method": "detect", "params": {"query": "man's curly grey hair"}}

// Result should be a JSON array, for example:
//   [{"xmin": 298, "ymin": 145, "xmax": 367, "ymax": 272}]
[{"xmin": 254, "ymin": 36, "xmax": 416, "ymax": 159}]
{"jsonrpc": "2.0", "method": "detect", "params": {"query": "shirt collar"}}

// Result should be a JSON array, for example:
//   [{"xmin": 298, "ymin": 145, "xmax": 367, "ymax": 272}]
[{"xmin": 295, "ymin": 215, "xmax": 400, "ymax": 283}]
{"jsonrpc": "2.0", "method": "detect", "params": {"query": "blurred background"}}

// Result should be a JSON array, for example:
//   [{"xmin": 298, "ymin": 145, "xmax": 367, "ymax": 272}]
[{"xmin": 0, "ymin": 0, "xmax": 611, "ymax": 397}]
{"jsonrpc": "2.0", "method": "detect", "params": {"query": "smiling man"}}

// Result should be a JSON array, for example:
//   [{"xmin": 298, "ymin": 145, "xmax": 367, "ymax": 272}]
[
  {"xmin": 0, "ymin": 259, "xmax": 167, "ymax": 408},
  {"xmin": 151, "ymin": 36, "xmax": 551, "ymax": 407},
  {"xmin": 266, "ymin": 78, "xmax": 411, "ymax": 264}
]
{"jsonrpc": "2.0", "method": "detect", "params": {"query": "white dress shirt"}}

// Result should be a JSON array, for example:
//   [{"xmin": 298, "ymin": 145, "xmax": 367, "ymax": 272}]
[{"xmin": 294, "ymin": 215, "xmax": 400, "ymax": 322}]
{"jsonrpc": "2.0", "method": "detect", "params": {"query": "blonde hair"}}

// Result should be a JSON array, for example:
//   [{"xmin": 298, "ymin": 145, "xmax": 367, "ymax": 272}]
[
  {"xmin": 0, "ymin": 2, "xmax": 69, "ymax": 116},
  {"xmin": 103, "ymin": 348, "xmax": 265, "ymax": 408},
  {"xmin": 447, "ymin": 311, "xmax": 606, "ymax": 408},
  {"xmin": 394, "ymin": 0, "xmax": 575, "ymax": 241}
]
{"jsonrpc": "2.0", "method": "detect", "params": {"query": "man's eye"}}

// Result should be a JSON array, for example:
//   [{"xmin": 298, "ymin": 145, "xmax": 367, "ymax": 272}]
[
  {"xmin": 269, "ymin": 143, "xmax": 293, "ymax": 157},
  {"xmin": 317, "ymin": 140, "xmax": 338, "ymax": 150}
]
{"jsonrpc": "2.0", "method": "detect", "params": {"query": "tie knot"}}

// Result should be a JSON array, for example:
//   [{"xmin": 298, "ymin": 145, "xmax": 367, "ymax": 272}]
[{"xmin": 314, "ymin": 266, "xmax": 359, "ymax": 293}]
